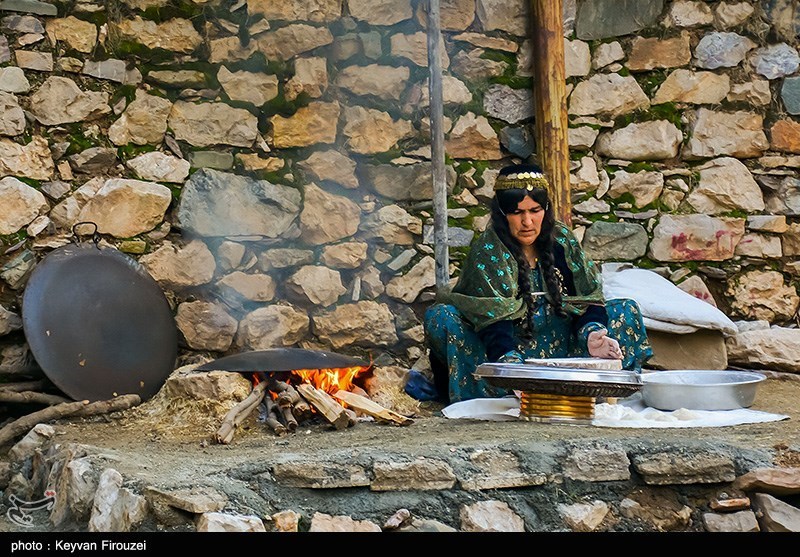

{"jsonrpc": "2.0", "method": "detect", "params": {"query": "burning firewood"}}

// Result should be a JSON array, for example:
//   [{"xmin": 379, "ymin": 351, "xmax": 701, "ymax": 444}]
[
  {"xmin": 252, "ymin": 374, "xmax": 301, "ymax": 434},
  {"xmin": 280, "ymin": 405, "xmax": 298, "ymax": 432},
  {"xmin": 274, "ymin": 382, "xmax": 313, "ymax": 422},
  {"xmin": 262, "ymin": 397, "xmax": 288, "ymax": 436},
  {"xmin": 333, "ymin": 390, "xmax": 414, "ymax": 426},
  {"xmin": 350, "ymin": 385, "xmax": 369, "ymax": 398},
  {"xmin": 215, "ymin": 380, "xmax": 268, "ymax": 444},
  {"xmin": 343, "ymin": 407, "xmax": 358, "ymax": 427},
  {"xmin": 295, "ymin": 383, "xmax": 351, "ymax": 430},
  {"xmin": 268, "ymin": 378, "xmax": 313, "ymax": 421}
]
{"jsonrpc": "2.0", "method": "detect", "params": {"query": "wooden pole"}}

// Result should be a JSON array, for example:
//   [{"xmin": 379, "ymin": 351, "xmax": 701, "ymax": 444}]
[
  {"xmin": 426, "ymin": 0, "xmax": 450, "ymax": 290},
  {"xmin": 530, "ymin": 0, "xmax": 571, "ymax": 226}
]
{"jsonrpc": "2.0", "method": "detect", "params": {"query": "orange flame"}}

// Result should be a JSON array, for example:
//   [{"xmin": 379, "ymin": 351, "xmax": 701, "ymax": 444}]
[{"xmin": 291, "ymin": 365, "xmax": 371, "ymax": 395}]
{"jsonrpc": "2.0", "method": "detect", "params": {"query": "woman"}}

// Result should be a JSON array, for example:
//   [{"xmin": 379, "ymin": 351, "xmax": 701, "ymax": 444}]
[{"xmin": 423, "ymin": 163, "xmax": 652, "ymax": 403}]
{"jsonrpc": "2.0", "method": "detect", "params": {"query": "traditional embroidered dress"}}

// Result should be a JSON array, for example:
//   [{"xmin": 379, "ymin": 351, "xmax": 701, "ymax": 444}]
[{"xmin": 425, "ymin": 223, "xmax": 652, "ymax": 403}]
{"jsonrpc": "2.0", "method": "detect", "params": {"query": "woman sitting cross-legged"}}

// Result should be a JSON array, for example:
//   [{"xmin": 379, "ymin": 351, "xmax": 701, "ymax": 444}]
[{"xmin": 422, "ymin": 163, "xmax": 653, "ymax": 403}]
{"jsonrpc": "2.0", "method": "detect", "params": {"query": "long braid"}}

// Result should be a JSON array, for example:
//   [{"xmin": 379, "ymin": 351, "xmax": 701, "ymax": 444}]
[
  {"xmin": 490, "ymin": 200, "xmax": 537, "ymax": 331},
  {"xmin": 535, "ymin": 229, "xmax": 567, "ymax": 318}
]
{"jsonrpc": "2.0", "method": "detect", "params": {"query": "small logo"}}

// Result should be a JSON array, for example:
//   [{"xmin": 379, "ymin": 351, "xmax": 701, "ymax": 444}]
[{"xmin": 6, "ymin": 491, "xmax": 56, "ymax": 528}]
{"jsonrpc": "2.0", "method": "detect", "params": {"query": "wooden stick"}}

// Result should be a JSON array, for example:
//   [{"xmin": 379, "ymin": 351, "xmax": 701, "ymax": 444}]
[
  {"xmin": 0, "ymin": 380, "xmax": 47, "ymax": 392},
  {"xmin": 263, "ymin": 398, "xmax": 287, "ymax": 436},
  {"xmin": 333, "ymin": 390, "xmax": 414, "ymax": 426},
  {"xmin": 0, "ymin": 400, "xmax": 89, "ymax": 448},
  {"xmin": 343, "ymin": 407, "xmax": 358, "ymax": 427},
  {"xmin": 270, "ymin": 378, "xmax": 290, "ymax": 393},
  {"xmin": 259, "ymin": 373, "xmax": 284, "ymax": 393},
  {"xmin": 219, "ymin": 395, "xmax": 263, "ymax": 444},
  {"xmin": 427, "ymin": 0, "xmax": 450, "ymax": 290},
  {"xmin": 276, "ymin": 383, "xmax": 302, "ymax": 407},
  {"xmin": 296, "ymin": 384, "xmax": 350, "ymax": 430},
  {"xmin": 276, "ymin": 384, "xmax": 313, "ymax": 421},
  {"xmin": 215, "ymin": 381, "xmax": 268, "ymax": 444},
  {"xmin": 280, "ymin": 405, "xmax": 298, "ymax": 432},
  {"xmin": 351, "ymin": 385, "xmax": 369, "ymax": 398},
  {"xmin": 71, "ymin": 394, "xmax": 141, "ymax": 417},
  {"xmin": 0, "ymin": 391, "xmax": 71, "ymax": 406}
]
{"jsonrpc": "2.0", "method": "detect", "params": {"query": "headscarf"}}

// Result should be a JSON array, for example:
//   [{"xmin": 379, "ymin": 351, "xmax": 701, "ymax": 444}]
[{"xmin": 440, "ymin": 221, "xmax": 605, "ymax": 331}]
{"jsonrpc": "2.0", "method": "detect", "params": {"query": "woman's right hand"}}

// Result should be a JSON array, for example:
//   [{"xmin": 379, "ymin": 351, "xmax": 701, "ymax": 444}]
[{"xmin": 587, "ymin": 329, "xmax": 622, "ymax": 360}]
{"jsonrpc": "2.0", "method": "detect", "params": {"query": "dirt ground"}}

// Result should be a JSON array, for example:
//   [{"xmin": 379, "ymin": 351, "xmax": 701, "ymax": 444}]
[
  {"xmin": 2, "ymin": 374, "xmax": 800, "ymax": 534},
  {"xmin": 17, "ymin": 374, "xmax": 800, "ymax": 478}
]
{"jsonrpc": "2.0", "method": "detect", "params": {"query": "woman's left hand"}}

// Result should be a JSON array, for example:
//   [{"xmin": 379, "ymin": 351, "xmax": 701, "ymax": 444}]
[{"xmin": 587, "ymin": 329, "xmax": 622, "ymax": 360}]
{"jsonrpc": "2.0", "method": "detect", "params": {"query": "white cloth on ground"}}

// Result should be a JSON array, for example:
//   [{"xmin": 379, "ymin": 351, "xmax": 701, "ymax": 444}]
[{"xmin": 441, "ymin": 393, "xmax": 789, "ymax": 428}]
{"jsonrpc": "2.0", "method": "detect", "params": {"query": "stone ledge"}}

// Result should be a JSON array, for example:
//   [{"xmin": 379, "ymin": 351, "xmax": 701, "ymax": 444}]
[{"xmin": 3, "ymin": 432, "xmax": 795, "ymax": 533}]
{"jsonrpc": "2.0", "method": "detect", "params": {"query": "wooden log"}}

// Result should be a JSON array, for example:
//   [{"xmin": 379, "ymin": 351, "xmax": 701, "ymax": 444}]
[
  {"xmin": 71, "ymin": 394, "xmax": 141, "ymax": 417},
  {"xmin": 296, "ymin": 384, "xmax": 350, "ymax": 430},
  {"xmin": 255, "ymin": 374, "xmax": 304, "ymax": 432},
  {"xmin": 333, "ymin": 390, "xmax": 414, "ymax": 426},
  {"xmin": 350, "ymin": 385, "xmax": 369, "ymax": 398},
  {"xmin": 262, "ymin": 375, "xmax": 285, "ymax": 393},
  {"xmin": 0, "ymin": 391, "xmax": 71, "ymax": 406},
  {"xmin": 221, "ymin": 395, "xmax": 264, "ymax": 444},
  {"xmin": 276, "ymin": 383, "xmax": 303, "ymax": 407},
  {"xmin": 263, "ymin": 398, "xmax": 288, "ymax": 436},
  {"xmin": 0, "ymin": 400, "xmax": 89, "ymax": 448},
  {"xmin": 291, "ymin": 401, "xmax": 313, "ymax": 422},
  {"xmin": 343, "ymin": 407, "xmax": 358, "ymax": 428},
  {"xmin": 346, "ymin": 385, "xmax": 370, "ymax": 418},
  {"xmin": 530, "ymin": 0, "xmax": 571, "ymax": 225},
  {"xmin": 215, "ymin": 380, "xmax": 268, "ymax": 444},
  {"xmin": 270, "ymin": 378, "xmax": 290, "ymax": 393},
  {"xmin": 280, "ymin": 405, "xmax": 298, "ymax": 432},
  {"xmin": 276, "ymin": 384, "xmax": 313, "ymax": 421},
  {"xmin": 0, "ymin": 380, "xmax": 47, "ymax": 392}
]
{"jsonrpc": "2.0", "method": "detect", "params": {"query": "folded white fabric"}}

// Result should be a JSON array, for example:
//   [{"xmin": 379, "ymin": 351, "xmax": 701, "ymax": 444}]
[
  {"xmin": 441, "ymin": 394, "xmax": 789, "ymax": 428},
  {"xmin": 642, "ymin": 316, "xmax": 699, "ymax": 334},
  {"xmin": 601, "ymin": 263, "xmax": 738, "ymax": 335}
]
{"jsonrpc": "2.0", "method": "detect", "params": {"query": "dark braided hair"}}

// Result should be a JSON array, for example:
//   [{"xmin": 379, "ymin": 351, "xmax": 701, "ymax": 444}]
[{"xmin": 490, "ymin": 165, "xmax": 567, "ymax": 328}]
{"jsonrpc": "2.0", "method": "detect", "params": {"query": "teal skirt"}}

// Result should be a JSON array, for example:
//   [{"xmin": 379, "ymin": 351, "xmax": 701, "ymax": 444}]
[{"xmin": 424, "ymin": 298, "xmax": 653, "ymax": 403}]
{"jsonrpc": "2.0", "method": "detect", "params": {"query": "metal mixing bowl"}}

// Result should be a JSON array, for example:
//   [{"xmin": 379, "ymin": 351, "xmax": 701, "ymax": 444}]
[{"xmin": 641, "ymin": 370, "xmax": 766, "ymax": 411}]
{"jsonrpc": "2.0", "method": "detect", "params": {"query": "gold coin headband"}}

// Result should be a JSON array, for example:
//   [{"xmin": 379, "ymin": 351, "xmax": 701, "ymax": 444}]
[{"xmin": 494, "ymin": 171, "xmax": 551, "ymax": 192}]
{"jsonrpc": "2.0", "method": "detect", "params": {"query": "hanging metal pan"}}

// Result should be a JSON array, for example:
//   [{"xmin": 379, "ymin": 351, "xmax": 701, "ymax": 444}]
[{"xmin": 22, "ymin": 236, "xmax": 177, "ymax": 402}]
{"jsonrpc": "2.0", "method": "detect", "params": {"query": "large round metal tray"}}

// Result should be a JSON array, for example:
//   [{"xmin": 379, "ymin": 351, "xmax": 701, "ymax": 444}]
[
  {"xmin": 474, "ymin": 363, "xmax": 643, "ymax": 398},
  {"xmin": 641, "ymin": 370, "xmax": 766, "ymax": 411},
  {"xmin": 22, "ymin": 242, "xmax": 178, "ymax": 402}
]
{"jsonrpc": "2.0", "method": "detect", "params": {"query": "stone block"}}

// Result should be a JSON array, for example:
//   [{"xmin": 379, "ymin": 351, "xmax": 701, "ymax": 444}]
[{"xmin": 646, "ymin": 329, "xmax": 727, "ymax": 370}]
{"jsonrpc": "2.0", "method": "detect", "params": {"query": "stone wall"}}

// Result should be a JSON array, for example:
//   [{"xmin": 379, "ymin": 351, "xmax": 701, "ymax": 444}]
[{"xmin": 1, "ymin": 0, "xmax": 799, "ymax": 376}]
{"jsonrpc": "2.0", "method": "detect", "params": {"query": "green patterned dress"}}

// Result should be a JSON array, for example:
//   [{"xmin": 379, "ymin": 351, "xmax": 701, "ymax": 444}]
[{"xmin": 424, "ymin": 223, "xmax": 652, "ymax": 402}]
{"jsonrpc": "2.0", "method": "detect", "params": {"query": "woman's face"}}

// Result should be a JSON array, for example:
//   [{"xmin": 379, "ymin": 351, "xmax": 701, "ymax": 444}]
[{"xmin": 506, "ymin": 195, "xmax": 545, "ymax": 246}]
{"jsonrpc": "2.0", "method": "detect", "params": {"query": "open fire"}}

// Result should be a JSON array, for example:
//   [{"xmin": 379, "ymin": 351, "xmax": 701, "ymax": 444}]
[
  {"xmin": 215, "ymin": 363, "xmax": 411, "ymax": 444},
  {"xmin": 291, "ymin": 365, "xmax": 370, "ymax": 395}
]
